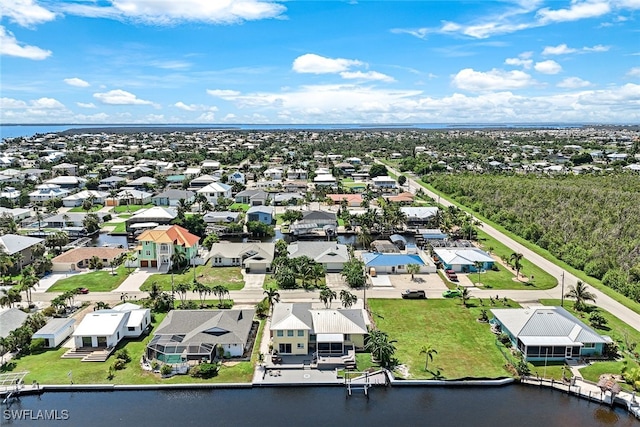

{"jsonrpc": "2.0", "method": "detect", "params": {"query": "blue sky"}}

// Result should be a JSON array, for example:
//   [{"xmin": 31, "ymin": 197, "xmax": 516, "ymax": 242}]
[{"xmin": 1, "ymin": 0, "xmax": 639, "ymax": 124}]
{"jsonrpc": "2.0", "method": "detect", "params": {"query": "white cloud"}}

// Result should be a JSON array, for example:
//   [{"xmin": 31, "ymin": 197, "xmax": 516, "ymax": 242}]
[
  {"xmin": 64, "ymin": 77, "xmax": 90, "ymax": 87},
  {"xmin": 339, "ymin": 71, "xmax": 395, "ymax": 82},
  {"xmin": 534, "ymin": 60, "xmax": 562, "ymax": 74},
  {"xmin": 174, "ymin": 102, "xmax": 218, "ymax": 111},
  {"xmin": 557, "ymin": 77, "xmax": 592, "ymax": 88},
  {"xmin": 542, "ymin": 44, "xmax": 577, "ymax": 55},
  {"xmin": 627, "ymin": 67, "xmax": 640, "ymax": 77},
  {"xmin": 452, "ymin": 68, "xmax": 535, "ymax": 91},
  {"xmin": 0, "ymin": 0, "xmax": 56, "ymax": 27},
  {"xmin": 0, "ymin": 26, "xmax": 51, "ymax": 60},
  {"xmin": 60, "ymin": 0, "xmax": 286, "ymax": 25},
  {"xmin": 543, "ymin": 43, "xmax": 610, "ymax": 55},
  {"xmin": 93, "ymin": 89, "xmax": 155, "ymax": 105},
  {"xmin": 206, "ymin": 89, "xmax": 241, "ymax": 100},
  {"xmin": 505, "ymin": 57, "xmax": 533, "ymax": 69},
  {"xmin": 1, "ymin": 96, "xmax": 63, "ymax": 109},
  {"xmin": 537, "ymin": 1, "xmax": 611, "ymax": 23},
  {"xmin": 150, "ymin": 60, "xmax": 192, "ymax": 70},
  {"xmin": 292, "ymin": 54, "xmax": 363, "ymax": 74},
  {"xmin": 197, "ymin": 112, "xmax": 216, "ymax": 122},
  {"xmin": 77, "ymin": 102, "xmax": 96, "ymax": 108}
]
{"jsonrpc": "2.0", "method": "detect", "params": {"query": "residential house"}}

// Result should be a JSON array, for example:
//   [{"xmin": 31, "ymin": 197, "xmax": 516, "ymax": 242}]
[
  {"xmin": 61, "ymin": 190, "xmax": 108, "ymax": 208},
  {"xmin": 287, "ymin": 242, "xmax": 349, "ymax": 272},
  {"xmin": 272, "ymin": 192, "xmax": 304, "ymax": 206},
  {"xmin": 29, "ymin": 184, "xmax": 69, "ymax": 203},
  {"xmin": 235, "ymin": 189, "xmax": 268, "ymax": 206},
  {"xmin": 291, "ymin": 210, "xmax": 338, "ymax": 236},
  {"xmin": 371, "ymin": 175, "xmax": 397, "ymax": 190},
  {"xmin": 270, "ymin": 303, "xmax": 368, "ymax": 357},
  {"xmin": 33, "ymin": 318, "xmax": 76, "ymax": 348},
  {"xmin": 264, "ymin": 168, "xmax": 283, "ymax": 180},
  {"xmin": 44, "ymin": 212, "xmax": 108, "ymax": 229},
  {"xmin": 146, "ymin": 309, "xmax": 256, "ymax": 362},
  {"xmin": 327, "ymin": 194, "xmax": 363, "ymax": 207},
  {"xmin": 432, "ymin": 248, "xmax": 495, "ymax": 273},
  {"xmin": 136, "ymin": 224, "xmax": 200, "ymax": 269},
  {"xmin": 490, "ymin": 306, "xmax": 612, "ymax": 362},
  {"xmin": 98, "ymin": 175, "xmax": 127, "ymax": 190},
  {"xmin": 246, "ymin": 205, "xmax": 274, "ymax": 225},
  {"xmin": 51, "ymin": 162, "xmax": 78, "ymax": 176},
  {"xmin": 197, "ymin": 182, "xmax": 232, "ymax": 205},
  {"xmin": 361, "ymin": 252, "xmax": 437, "ymax": 275},
  {"xmin": 51, "ymin": 247, "xmax": 127, "ymax": 272},
  {"xmin": 0, "ymin": 234, "xmax": 45, "ymax": 270},
  {"xmin": 228, "ymin": 171, "xmax": 245, "ymax": 185},
  {"xmin": 72, "ymin": 303, "xmax": 151, "ymax": 349},
  {"xmin": 286, "ymin": 168, "xmax": 308, "ymax": 180},
  {"xmin": 0, "ymin": 207, "xmax": 30, "ymax": 222},
  {"xmin": 201, "ymin": 160, "xmax": 221, "ymax": 172},
  {"xmin": 45, "ymin": 176, "xmax": 87, "ymax": 190},
  {"xmin": 126, "ymin": 207, "xmax": 177, "ymax": 232},
  {"xmin": 128, "ymin": 176, "xmax": 157, "ymax": 190},
  {"xmin": 108, "ymin": 189, "xmax": 153, "ymax": 207},
  {"xmin": 152, "ymin": 189, "xmax": 195, "ymax": 207},
  {"xmin": 203, "ymin": 211, "xmax": 242, "ymax": 224},
  {"xmin": 189, "ymin": 174, "xmax": 219, "ymax": 189},
  {"xmin": 313, "ymin": 174, "xmax": 337, "ymax": 187},
  {"xmin": 0, "ymin": 186, "xmax": 20, "ymax": 204},
  {"xmin": 401, "ymin": 207, "xmax": 439, "ymax": 228},
  {"xmin": 206, "ymin": 242, "xmax": 275, "ymax": 273}
]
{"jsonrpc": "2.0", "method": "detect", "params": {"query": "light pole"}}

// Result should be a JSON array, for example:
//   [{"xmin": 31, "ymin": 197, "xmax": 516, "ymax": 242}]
[{"xmin": 560, "ymin": 272, "xmax": 565, "ymax": 307}]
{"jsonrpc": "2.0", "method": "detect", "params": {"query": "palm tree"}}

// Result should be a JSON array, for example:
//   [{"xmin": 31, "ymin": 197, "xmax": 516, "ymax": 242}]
[
  {"xmin": 19, "ymin": 267, "xmax": 38, "ymax": 304},
  {"xmin": 147, "ymin": 280, "xmax": 162, "ymax": 301},
  {"xmin": 339, "ymin": 289, "xmax": 357, "ymax": 308},
  {"xmin": 319, "ymin": 287, "xmax": 337, "ymax": 308},
  {"xmin": 124, "ymin": 251, "xmax": 136, "ymax": 274},
  {"xmin": 419, "ymin": 344, "xmax": 438, "ymax": 371},
  {"xmin": 473, "ymin": 261, "xmax": 483, "ymax": 285},
  {"xmin": 263, "ymin": 287, "xmax": 280, "ymax": 315},
  {"xmin": 212, "ymin": 284, "xmax": 229, "ymax": 307},
  {"xmin": 192, "ymin": 281, "xmax": 211, "ymax": 307},
  {"xmin": 564, "ymin": 281, "xmax": 597, "ymax": 311},
  {"xmin": 407, "ymin": 263, "xmax": 420, "ymax": 281},
  {"xmin": 174, "ymin": 282, "xmax": 191, "ymax": 307},
  {"xmin": 94, "ymin": 301, "xmax": 111, "ymax": 311},
  {"xmin": 510, "ymin": 252, "xmax": 524, "ymax": 279},
  {"xmin": 365, "ymin": 329, "xmax": 396, "ymax": 369},
  {"xmin": 170, "ymin": 250, "xmax": 187, "ymax": 271},
  {"xmin": 0, "ymin": 288, "xmax": 21, "ymax": 308},
  {"xmin": 459, "ymin": 287, "xmax": 471, "ymax": 308}
]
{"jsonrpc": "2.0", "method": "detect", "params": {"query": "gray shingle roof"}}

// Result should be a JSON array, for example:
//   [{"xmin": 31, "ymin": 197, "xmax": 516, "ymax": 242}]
[
  {"xmin": 153, "ymin": 309, "xmax": 255, "ymax": 346},
  {"xmin": 0, "ymin": 234, "xmax": 45, "ymax": 255},
  {"xmin": 0, "ymin": 308, "xmax": 29, "ymax": 338}
]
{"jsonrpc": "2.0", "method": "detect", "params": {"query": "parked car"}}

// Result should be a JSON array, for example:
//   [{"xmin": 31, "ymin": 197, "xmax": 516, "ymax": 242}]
[
  {"xmin": 445, "ymin": 269, "xmax": 458, "ymax": 281},
  {"xmin": 77, "ymin": 287, "xmax": 90, "ymax": 294},
  {"xmin": 442, "ymin": 288, "xmax": 463, "ymax": 298},
  {"xmin": 402, "ymin": 289, "xmax": 426, "ymax": 299}
]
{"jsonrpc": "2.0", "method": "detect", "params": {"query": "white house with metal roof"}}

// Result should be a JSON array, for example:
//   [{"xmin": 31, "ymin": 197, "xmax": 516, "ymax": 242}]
[
  {"xmin": 72, "ymin": 303, "xmax": 150, "ymax": 349},
  {"xmin": 433, "ymin": 247, "xmax": 494, "ymax": 272},
  {"xmin": 33, "ymin": 317, "xmax": 76, "ymax": 348},
  {"xmin": 287, "ymin": 242, "xmax": 349, "ymax": 272},
  {"xmin": 0, "ymin": 234, "xmax": 45, "ymax": 270},
  {"xmin": 490, "ymin": 306, "xmax": 612, "ymax": 362}
]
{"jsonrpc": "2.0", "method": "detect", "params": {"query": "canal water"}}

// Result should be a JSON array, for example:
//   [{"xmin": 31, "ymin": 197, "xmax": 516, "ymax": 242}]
[{"xmin": 2, "ymin": 386, "xmax": 637, "ymax": 426}]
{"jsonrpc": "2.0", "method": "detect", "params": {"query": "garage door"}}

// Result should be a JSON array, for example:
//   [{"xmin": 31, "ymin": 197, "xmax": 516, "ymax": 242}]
[
  {"xmin": 140, "ymin": 261, "xmax": 148, "ymax": 267},
  {"xmin": 151, "ymin": 260, "xmax": 157, "ymax": 267}
]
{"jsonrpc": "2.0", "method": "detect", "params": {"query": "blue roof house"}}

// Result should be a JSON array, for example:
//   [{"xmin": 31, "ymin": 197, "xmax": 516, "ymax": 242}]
[
  {"xmin": 246, "ymin": 205, "xmax": 274, "ymax": 225},
  {"xmin": 361, "ymin": 252, "xmax": 436, "ymax": 274}
]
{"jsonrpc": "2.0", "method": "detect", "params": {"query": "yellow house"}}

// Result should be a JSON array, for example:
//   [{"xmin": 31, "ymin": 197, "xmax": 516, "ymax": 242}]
[{"xmin": 270, "ymin": 303, "xmax": 368, "ymax": 356}]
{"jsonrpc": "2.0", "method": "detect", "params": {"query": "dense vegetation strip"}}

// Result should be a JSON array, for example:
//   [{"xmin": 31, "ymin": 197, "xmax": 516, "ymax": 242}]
[{"xmin": 426, "ymin": 173, "xmax": 640, "ymax": 302}]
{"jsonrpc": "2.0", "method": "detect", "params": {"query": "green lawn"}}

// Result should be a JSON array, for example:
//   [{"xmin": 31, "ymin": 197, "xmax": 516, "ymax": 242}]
[
  {"xmin": 262, "ymin": 276, "xmax": 326, "ymax": 290},
  {"xmin": 368, "ymin": 299, "xmax": 512, "ymax": 379},
  {"xmin": 140, "ymin": 266, "xmax": 245, "ymax": 291},
  {"xmin": 102, "ymin": 222, "xmax": 126, "ymax": 233},
  {"xmin": 68, "ymin": 205, "xmax": 104, "ymax": 213},
  {"xmin": 112, "ymin": 204, "xmax": 152, "ymax": 213},
  {"xmin": 475, "ymin": 230, "xmax": 557, "ymax": 290},
  {"xmin": 229, "ymin": 203, "xmax": 249, "ymax": 212},
  {"xmin": 47, "ymin": 265, "xmax": 129, "ymax": 292},
  {"xmin": 527, "ymin": 361, "xmax": 573, "ymax": 382},
  {"xmin": 6, "ymin": 313, "xmax": 261, "ymax": 385}
]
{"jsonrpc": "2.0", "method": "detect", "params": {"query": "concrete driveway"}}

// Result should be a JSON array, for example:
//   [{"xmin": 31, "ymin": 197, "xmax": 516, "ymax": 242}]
[
  {"xmin": 112, "ymin": 268, "xmax": 156, "ymax": 293},
  {"xmin": 243, "ymin": 271, "xmax": 266, "ymax": 291}
]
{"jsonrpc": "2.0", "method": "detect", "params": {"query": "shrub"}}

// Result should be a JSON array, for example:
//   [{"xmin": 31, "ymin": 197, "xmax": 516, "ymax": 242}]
[
  {"xmin": 42, "ymin": 306, "xmax": 56, "ymax": 317},
  {"xmin": 28, "ymin": 338, "xmax": 46, "ymax": 354},
  {"xmin": 112, "ymin": 358, "xmax": 126, "ymax": 371},
  {"xmin": 498, "ymin": 333, "xmax": 512, "ymax": 347},
  {"xmin": 114, "ymin": 349, "xmax": 131, "ymax": 363},
  {"xmin": 189, "ymin": 362, "xmax": 220, "ymax": 379},
  {"xmin": 588, "ymin": 312, "xmax": 608, "ymax": 329},
  {"xmin": 107, "ymin": 365, "xmax": 115, "ymax": 380},
  {"xmin": 160, "ymin": 364, "xmax": 173, "ymax": 376},
  {"xmin": 151, "ymin": 361, "xmax": 160, "ymax": 371}
]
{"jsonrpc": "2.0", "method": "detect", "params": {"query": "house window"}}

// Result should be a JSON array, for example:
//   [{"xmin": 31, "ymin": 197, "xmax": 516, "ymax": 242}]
[
  {"xmin": 127, "ymin": 327, "xmax": 135, "ymax": 331},
  {"xmin": 297, "ymin": 330, "xmax": 304, "ymax": 337},
  {"xmin": 583, "ymin": 342, "xmax": 595, "ymax": 349},
  {"xmin": 344, "ymin": 334, "xmax": 350, "ymax": 341},
  {"xmin": 287, "ymin": 330, "xmax": 294, "ymax": 337},
  {"xmin": 297, "ymin": 343, "xmax": 304, "ymax": 349},
  {"xmin": 398, "ymin": 265, "xmax": 404, "ymax": 270},
  {"xmin": 116, "ymin": 332, "xmax": 119, "ymax": 339},
  {"xmin": 276, "ymin": 330, "xmax": 283, "ymax": 337},
  {"xmin": 145, "ymin": 251, "xmax": 151, "ymax": 256}
]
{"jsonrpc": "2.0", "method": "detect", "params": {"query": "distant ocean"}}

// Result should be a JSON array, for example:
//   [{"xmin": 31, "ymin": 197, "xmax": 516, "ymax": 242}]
[{"xmin": 0, "ymin": 123, "xmax": 587, "ymax": 139}]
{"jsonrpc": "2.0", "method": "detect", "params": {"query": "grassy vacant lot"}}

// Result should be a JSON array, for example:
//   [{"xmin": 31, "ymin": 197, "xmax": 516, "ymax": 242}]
[
  {"xmin": 228, "ymin": 203, "xmax": 249, "ymax": 212},
  {"xmin": 140, "ymin": 266, "xmax": 244, "ymax": 291},
  {"xmin": 68, "ymin": 205, "xmax": 104, "ymax": 213},
  {"xmin": 368, "ymin": 299, "xmax": 512, "ymax": 379},
  {"xmin": 475, "ymin": 229, "xmax": 557, "ymax": 290},
  {"xmin": 539, "ymin": 299, "xmax": 640, "ymax": 388},
  {"xmin": 112, "ymin": 204, "xmax": 153, "ymax": 213},
  {"xmin": 102, "ymin": 222, "xmax": 126, "ymax": 233},
  {"xmin": 262, "ymin": 276, "xmax": 326, "ymax": 290},
  {"xmin": 47, "ymin": 265, "xmax": 129, "ymax": 292},
  {"xmin": 6, "ymin": 313, "xmax": 262, "ymax": 385}
]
